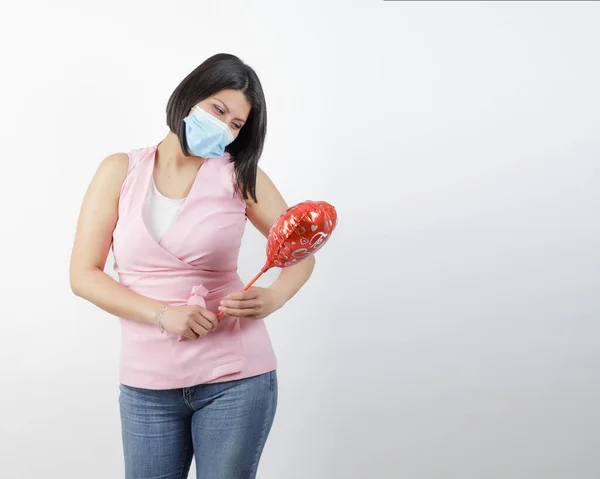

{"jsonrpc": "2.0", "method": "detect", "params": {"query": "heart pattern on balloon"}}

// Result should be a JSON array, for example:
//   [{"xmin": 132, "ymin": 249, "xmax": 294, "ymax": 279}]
[{"xmin": 265, "ymin": 200, "xmax": 337, "ymax": 270}]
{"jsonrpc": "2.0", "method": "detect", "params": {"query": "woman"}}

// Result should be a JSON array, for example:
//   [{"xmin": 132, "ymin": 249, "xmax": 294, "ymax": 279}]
[{"xmin": 69, "ymin": 53, "xmax": 315, "ymax": 479}]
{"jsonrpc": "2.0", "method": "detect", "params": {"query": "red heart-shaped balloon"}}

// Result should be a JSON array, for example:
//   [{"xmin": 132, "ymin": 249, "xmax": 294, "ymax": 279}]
[{"xmin": 265, "ymin": 200, "xmax": 338, "ymax": 270}]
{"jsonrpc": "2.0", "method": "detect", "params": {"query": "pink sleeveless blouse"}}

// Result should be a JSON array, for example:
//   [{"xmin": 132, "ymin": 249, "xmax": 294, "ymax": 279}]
[{"xmin": 112, "ymin": 143, "xmax": 277, "ymax": 389}]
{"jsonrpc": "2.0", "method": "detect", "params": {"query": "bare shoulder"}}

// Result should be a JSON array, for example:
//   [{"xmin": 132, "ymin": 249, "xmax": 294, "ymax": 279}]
[
  {"xmin": 90, "ymin": 152, "xmax": 129, "ymax": 195},
  {"xmin": 98, "ymin": 152, "xmax": 129, "ymax": 177}
]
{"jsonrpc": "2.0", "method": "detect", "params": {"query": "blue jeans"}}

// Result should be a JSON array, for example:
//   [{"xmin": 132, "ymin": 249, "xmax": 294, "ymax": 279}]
[{"xmin": 119, "ymin": 370, "xmax": 278, "ymax": 479}]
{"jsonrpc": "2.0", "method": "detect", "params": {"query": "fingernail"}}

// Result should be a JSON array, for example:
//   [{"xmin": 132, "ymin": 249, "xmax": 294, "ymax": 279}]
[{"xmin": 218, "ymin": 306, "xmax": 223, "ymax": 311}]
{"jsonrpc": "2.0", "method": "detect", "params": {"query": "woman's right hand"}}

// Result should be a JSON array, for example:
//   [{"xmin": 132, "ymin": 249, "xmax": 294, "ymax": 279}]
[{"xmin": 160, "ymin": 305, "xmax": 219, "ymax": 339}]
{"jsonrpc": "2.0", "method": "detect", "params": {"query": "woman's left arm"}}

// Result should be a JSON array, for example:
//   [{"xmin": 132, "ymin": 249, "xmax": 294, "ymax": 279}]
[{"xmin": 218, "ymin": 167, "xmax": 315, "ymax": 320}]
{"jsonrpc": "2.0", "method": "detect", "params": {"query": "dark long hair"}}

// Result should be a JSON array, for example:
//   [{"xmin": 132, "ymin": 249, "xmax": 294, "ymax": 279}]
[{"xmin": 166, "ymin": 53, "xmax": 267, "ymax": 202}]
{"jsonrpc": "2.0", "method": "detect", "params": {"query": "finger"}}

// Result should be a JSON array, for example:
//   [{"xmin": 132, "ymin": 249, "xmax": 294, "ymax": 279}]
[
  {"xmin": 182, "ymin": 327, "xmax": 200, "ymax": 340},
  {"xmin": 220, "ymin": 299, "xmax": 261, "ymax": 310},
  {"xmin": 226, "ymin": 289, "xmax": 259, "ymax": 301},
  {"xmin": 198, "ymin": 308, "xmax": 218, "ymax": 322},
  {"xmin": 189, "ymin": 319, "xmax": 210, "ymax": 338},
  {"xmin": 193, "ymin": 313, "xmax": 214, "ymax": 332},
  {"xmin": 198, "ymin": 309, "xmax": 219, "ymax": 330},
  {"xmin": 218, "ymin": 306, "xmax": 259, "ymax": 318}
]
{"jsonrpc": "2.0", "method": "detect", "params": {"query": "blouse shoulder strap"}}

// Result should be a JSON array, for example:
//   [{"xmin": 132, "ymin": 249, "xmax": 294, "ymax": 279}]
[{"xmin": 126, "ymin": 144, "xmax": 156, "ymax": 176}]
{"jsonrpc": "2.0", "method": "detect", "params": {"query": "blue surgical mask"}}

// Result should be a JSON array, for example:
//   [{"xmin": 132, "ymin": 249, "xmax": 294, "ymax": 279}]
[{"xmin": 183, "ymin": 106, "xmax": 234, "ymax": 158}]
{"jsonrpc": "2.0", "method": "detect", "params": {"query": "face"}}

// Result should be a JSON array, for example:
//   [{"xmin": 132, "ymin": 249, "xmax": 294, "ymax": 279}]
[{"xmin": 192, "ymin": 89, "xmax": 252, "ymax": 140}]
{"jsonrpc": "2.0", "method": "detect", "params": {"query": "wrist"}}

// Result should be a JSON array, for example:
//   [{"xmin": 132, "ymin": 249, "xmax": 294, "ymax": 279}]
[
  {"xmin": 146, "ymin": 301, "xmax": 166, "ymax": 326},
  {"xmin": 157, "ymin": 305, "xmax": 168, "ymax": 333}
]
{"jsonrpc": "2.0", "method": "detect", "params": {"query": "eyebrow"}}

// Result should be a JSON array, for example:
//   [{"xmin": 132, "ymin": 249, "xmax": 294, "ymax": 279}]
[{"xmin": 213, "ymin": 98, "xmax": 246, "ymax": 123}]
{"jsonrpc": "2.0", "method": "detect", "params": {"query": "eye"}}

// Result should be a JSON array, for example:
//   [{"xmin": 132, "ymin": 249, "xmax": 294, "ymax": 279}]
[
  {"xmin": 232, "ymin": 123, "xmax": 242, "ymax": 130},
  {"xmin": 213, "ymin": 105, "xmax": 225, "ymax": 115}
]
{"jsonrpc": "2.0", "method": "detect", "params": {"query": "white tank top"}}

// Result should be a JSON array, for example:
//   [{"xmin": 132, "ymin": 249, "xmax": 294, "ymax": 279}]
[{"xmin": 144, "ymin": 177, "xmax": 186, "ymax": 242}]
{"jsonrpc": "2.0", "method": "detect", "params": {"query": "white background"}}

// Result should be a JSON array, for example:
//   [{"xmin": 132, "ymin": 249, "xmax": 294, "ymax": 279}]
[{"xmin": 1, "ymin": 1, "xmax": 599, "ymax": 478}]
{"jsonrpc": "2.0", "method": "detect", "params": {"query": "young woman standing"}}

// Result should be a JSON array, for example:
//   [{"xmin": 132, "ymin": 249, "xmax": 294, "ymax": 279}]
[{"xmin": 70, "ymin": 53, "xmax": 315, "ymax": 479}]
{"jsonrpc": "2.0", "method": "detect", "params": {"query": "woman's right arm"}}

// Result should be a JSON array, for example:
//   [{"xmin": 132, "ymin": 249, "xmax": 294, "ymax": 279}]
[{"xmin": 69, "ymin": 153, "xmax": 217, "ymax": 339}]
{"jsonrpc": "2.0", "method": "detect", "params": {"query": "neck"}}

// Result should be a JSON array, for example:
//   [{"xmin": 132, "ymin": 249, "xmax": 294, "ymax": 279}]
[{"xmin": 156, "ymin": 131, "xmax": 203, "ymax": 171}]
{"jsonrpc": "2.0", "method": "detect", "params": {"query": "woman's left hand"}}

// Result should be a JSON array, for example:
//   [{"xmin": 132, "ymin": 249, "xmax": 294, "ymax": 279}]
[{"xmin": 218, "ymin": 287, "xmax": 287, "ymax": 320}]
